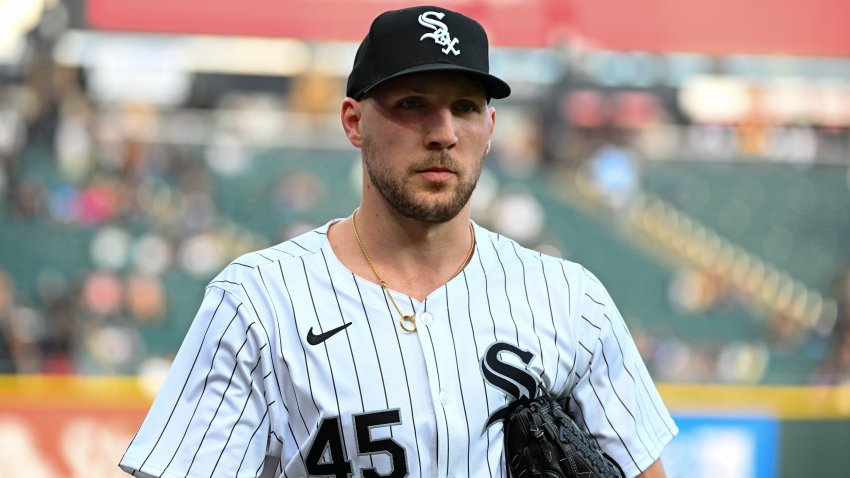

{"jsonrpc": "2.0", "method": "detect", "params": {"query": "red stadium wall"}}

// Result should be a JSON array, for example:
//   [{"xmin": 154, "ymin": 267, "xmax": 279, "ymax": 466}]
[
  {"xmin": 0, "ymin": 377, "xmax": 147, "ymax": 477},
  {"xmin": 86, "ymin": 0, "xmax": 850, "ymax": 55}
]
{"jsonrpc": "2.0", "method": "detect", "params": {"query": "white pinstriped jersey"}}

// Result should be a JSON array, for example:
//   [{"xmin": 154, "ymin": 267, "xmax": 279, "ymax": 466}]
[{"xmin": 120, "ymin": 220, "xmax": 677, "ymax": 478}]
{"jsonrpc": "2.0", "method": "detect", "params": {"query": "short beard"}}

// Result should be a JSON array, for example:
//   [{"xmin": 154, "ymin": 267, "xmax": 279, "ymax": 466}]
[{"xmin": 362, "ymin": 140, "xmax": 483, "ymax": 223}]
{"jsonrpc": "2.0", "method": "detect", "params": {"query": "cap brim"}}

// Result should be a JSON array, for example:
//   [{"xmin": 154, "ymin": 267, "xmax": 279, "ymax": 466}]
[{"xmin": 358, "ymin": 63, "xmax": 511, "ymax": 100}]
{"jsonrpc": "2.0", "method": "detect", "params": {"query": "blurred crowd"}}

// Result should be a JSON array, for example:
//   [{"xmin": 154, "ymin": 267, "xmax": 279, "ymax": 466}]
[
  {"xmin": 0, "ymin": 31, "xmax": 272, "ymax": 374},
  {"xmin": 813, "ymin": 269, "xmax": 850, "ymax": 384},
  {"xmin": 1, "ymin": 2, "xmax": 850, "ymax": 386}
]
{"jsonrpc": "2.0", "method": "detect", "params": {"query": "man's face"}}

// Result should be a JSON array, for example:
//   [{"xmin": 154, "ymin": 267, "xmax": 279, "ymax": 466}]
[{"xmin": 353, "ymin": 71, "xmax": 495, "ymax": 223}]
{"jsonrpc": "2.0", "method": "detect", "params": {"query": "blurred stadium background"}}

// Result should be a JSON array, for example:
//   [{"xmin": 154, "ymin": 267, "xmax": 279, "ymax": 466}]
[{"xmin": 1, "ymin": 0, "xmax": 849, "ymax": 476}]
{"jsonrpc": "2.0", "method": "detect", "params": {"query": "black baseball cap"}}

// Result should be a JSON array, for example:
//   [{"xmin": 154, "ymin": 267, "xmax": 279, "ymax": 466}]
[{"xmin": 346, "ymin": 6, "xmax": 511, "ymax": 100}]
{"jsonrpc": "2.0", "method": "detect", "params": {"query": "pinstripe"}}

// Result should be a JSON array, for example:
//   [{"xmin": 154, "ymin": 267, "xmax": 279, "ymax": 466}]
[
  {"xmin": 300, "ymin": 257, "xmax": 348, "ymax": 449},
  {"xmin": 461, "ymin": 270, "xmax": 497, "ymax": 478},
  {"xmin": 444, "ymin": 284, "xmax": 472, "ymax": 478},
  {"xmin": 320, "ymin": 249, "xmax": 374, "ymax": 468},
  {"xmin": 290, "ymin": 239, "xmax": 311, "ymax": 253},
  {"xmin": 270, "ymin": 245, "xmax": 296, "ymax": 256},
  {"xmin": 352, "ymin": 275, "xmax": 391, "ymax": 413},
  {"xmin": 238, "ymin": 277, "xmax": 302, "ymax": 469},
  {"xmin": 421, "ymin": 301, "xmax": 450, "ymax": 477},
  {"xmin": 511, "ymin": 242, "xmax": 546, "ymax": 381},
  {"xmin": 278, "ymin": 262, "xmax": 319, "ymax": 432},
  {"xmin": 349, "ymin": 274, "xmax": 393, "ymax": 478},
  {"xmin": 256, "ymin": 450, "xmax": 268, "ymax": 477},
  {"xmin": 585, "ymin": 292, "xmax": 604, "ymax": 307},
  {"xmin": 185, "ymin": 322, "xmax": 257, "ymax": 476},
  {"xmin": 268, "ymin": 429, "xmax": 284, "ymax": 455},
  {"xmin": 476, "ymin": 252, "xmax": 499, "ymax": 341},
  {"xmin": 480, "ymin": 241, "xmax": 511, "ymax": 415},
  {"xmin": 602, "ymin": 313, "xmax": 668, "ymax": 451},
  {"xmin": 537, "ymin": 257, "xmax": 564, "ymax": 394},
  {"xmin": 570, "ymin": 389, "xmax": 614, "ymax": 461},
  {"xmin": 561, "ymin": 348, "xmax": 579, "ymax": 397},
  {"xmin": 588, "ymin": 290, "xmax": 675, "ymax": 452},
  {"xmin": 417, "ymin": 296, "xmax": 443, "ymax": 476},
  {"xmin": 160, "ymin": 305, "xmax": 242, "ymax": 473},
  {"xmin": 384, "ymin": 291, "xmax": 424, "ymax": 477},
  {"xmin": 237, "ymin": 387, "xmax": 276, "ymax": 475},
  {"xmin": 277, "ymin": 458, "xmax": 286, "ymax": 478},
  {"xmin": 637, "ymin": 363, "xmax": 677, "ymax": 440},
  {"xmin": 586, "ymin": 361, "xmax": 641, "ymax": 471},
  {"xmin": 579, "ymin": 341, "xmax": 594, "ymax": 358},
  {"xmin": 606, "ymin": 314, "xmax": 675, "ymax": 438},
  {"xmin": 135, "ymin": 288, "xmax": 227, "ymax": 469},
  {"xmin": 557, "ymin": 261, "xmax": 573, "ymax": 317},
  {"xmin": 582, "ymin": 315, "xmax": 602, "ymax": 330},
  {"xmin": 597, "ymin": 338, "xmax": 653, "ymax": 456},
  {"xmin": 238, "ymin": 281, "xmax": 287, "ymax": 408},
  {"xmin": 488, "ymin": 235, "xmax": 519, "ymax": 344},
  {"xmin": 570, "ymin": 389, "xmax": 594, "ymax": 437},
  {"xmin": 235, "ymin": 404, "xmax": 267, "ymax": 478},
  {"xmin": 321, "ymin": 250, "xmax": 367, "ymax": 414},
  {"xmin": 602, "ymin": 315, "xmax": 637, "ymax": 383},
  {"xmin": 257, "ymin": 264, "xmax": 310, "ymax": 459},
  {"xmin": 211, "ymin": 347, "xmax": 266, "ymax": 475},
  {"xmin": 210, "ymin": 279, "xmax": 242, "ymax": 287}
]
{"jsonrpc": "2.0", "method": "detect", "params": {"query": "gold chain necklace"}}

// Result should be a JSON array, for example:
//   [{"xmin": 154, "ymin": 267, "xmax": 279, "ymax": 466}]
[{"xmin": 351, "ymin": 208, "xmax": 475, "ymax": 332}]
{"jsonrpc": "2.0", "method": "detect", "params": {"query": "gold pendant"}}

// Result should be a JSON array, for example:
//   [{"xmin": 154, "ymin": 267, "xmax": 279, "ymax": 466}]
[{"xmin": 399, "ymin": 315, "xmax": 417, "ymax": 333}]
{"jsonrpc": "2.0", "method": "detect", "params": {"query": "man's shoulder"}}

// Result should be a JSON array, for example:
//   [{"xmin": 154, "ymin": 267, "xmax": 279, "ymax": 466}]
[
  {"xmin": 475, "ymin": 224, "xmax": 601, "ymax": 289},
  {"xmin": 209, "ymin": 221, "xmax": 335, "ymax": 291},
  {"xmin": 475, "ymin": 224, "xmax": 578, "ymax": 269}
]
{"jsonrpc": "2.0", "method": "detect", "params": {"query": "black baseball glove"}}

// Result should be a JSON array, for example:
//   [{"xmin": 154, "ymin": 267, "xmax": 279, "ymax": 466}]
[{"xmin": 503, "ymin": 393, "xmax": 625, "ymax": 478}]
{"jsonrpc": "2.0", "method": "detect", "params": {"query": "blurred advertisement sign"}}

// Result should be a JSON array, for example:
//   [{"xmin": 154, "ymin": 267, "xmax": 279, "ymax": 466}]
[
  {"xmin": 0, "ymin": 409, "xmax": 142, "ymax": 477},
  {"xmin": 0, "ymin": 376, "xmax": 148, "ymax": 478},
  {"xmin": 663, "ymin": 414, "xmax": 779, "ymax": 478},
  {"xmin": 86, "ymin": 0, "xmax": 850, "ymax": 55}
]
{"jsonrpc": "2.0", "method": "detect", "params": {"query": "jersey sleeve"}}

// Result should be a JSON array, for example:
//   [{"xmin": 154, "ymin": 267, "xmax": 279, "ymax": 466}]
[
  {"xmin": 119, "ymin": 285, "xmax": 279, "ymax": 478},
  {"xmin": 567, "ymin": 271, "xmax": 678, "ymax": 478}
]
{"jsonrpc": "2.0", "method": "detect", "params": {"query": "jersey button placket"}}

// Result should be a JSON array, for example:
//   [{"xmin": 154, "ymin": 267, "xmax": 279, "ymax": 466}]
[{"xmin": 415, "ymin": 307, "xmax": 449, "ymax": 477}]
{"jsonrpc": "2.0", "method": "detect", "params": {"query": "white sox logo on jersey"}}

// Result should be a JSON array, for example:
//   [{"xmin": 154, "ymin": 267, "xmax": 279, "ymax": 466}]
[
  {"xmin": 418, "ymin": 11, "xmax": 460, "ymax": 55},
  {"xmin": 480, "ymin": 342, "xmax": 542, "ymax": 430}
]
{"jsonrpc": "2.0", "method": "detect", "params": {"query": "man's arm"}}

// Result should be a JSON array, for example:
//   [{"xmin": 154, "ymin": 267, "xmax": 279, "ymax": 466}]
[{"xmin": 636, "ymin": 458, "xmax": 666, "ymax": 478}]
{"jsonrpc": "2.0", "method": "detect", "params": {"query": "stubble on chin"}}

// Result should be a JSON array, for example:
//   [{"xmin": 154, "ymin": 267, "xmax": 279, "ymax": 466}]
[{"xmin": 361, "ymin": 142, "xmax": 483, "ymax": 223}]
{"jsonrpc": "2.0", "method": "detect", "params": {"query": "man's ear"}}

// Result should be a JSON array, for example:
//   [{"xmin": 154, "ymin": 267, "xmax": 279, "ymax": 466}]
[
  {"xmin": 486, "ymin": 105, "xmax": 496, "ymax": 154},
  {"xmin": 341, "ymin": 98, "xmax": 364, "ymax": 148}
]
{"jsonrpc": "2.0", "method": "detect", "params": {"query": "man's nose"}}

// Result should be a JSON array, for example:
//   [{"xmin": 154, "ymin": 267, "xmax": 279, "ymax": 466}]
[{"xmin": 423, "ymin": 107, "xmax": 458, "ymax": 150}]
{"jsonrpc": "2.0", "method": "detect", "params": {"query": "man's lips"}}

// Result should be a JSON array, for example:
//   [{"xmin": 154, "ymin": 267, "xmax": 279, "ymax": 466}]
[{"xmin": 418, "ymin": 167, "xmax": 455, "ymax": 181}]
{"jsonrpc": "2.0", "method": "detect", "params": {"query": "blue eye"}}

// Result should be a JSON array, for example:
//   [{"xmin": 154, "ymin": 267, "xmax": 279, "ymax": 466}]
[
  {"xmin": 454, "ymin": 101, "xmax": 479, "ymax": 113},
  {"xmin": 398, "ymin": 98, "xmax": 423, "ymax": 109}
]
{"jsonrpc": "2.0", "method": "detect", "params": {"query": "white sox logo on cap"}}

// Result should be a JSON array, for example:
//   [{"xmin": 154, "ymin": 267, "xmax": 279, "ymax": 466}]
[
  {"xmin": 346, "ymin": 5, "xmax": 511, "ymax": 99},
  {"xmin": 418, "ymin": 11, "xmax": 460, "ymax": 55}
]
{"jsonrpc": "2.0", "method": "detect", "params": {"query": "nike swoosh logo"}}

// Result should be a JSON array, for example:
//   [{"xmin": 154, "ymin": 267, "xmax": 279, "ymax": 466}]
[{"xmin": 306, "ymin": 322, "xmax": 353, "ymax": 345}]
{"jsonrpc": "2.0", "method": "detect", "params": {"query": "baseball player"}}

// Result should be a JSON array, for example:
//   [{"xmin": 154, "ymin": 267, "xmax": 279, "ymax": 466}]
[{"xmin": 120, "ymin": 6, "xmax": 676, "ymax": 478}]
